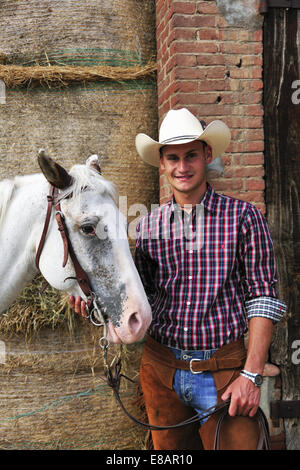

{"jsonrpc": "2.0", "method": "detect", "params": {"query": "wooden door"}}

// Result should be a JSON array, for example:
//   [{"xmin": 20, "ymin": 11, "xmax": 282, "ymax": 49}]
[{"xmin": 263, "ymin": 7, "xmax": 300, "ymax": 449}]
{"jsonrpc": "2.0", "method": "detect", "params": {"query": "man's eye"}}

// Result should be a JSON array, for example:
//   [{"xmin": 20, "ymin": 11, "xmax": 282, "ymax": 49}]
[
  {"xmin": 80, "ymin": 224, "xmax": 96, "ymax": 236},
  {"xmin": 167, "ymin": 156, "xmax": 178, "ymax": 161}
]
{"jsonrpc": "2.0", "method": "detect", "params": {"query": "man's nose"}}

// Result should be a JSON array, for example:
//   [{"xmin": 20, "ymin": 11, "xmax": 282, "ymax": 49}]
[{"xmin": 177, "ymin": 159, "xmax": 189, "ymax": 172}]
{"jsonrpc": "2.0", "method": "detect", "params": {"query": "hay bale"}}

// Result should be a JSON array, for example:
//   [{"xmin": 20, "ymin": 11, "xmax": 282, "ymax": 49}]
[
  {"xmin": 0, "ymin": 326, "xmax": 146, "ymax": 450},
  {"xmin": 0, "ymin": 277, "xmax": 147, "ymax": 450},
  {"xmin": 0, "ymin": 0, "xmax": 159, "ymax": 217}
]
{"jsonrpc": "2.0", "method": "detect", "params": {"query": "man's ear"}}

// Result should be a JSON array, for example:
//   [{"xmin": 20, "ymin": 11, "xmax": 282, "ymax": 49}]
[
  {"xmin": 204, "ymin": 145, "xmax": 213, "ymax": 165},
  {"xmin": 159, "ymin": 148, "xmax": 165, "ymax": 171}
]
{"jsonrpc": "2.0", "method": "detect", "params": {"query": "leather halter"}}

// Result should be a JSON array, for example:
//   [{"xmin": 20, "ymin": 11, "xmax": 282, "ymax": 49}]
[{"xmin": 35, "ymin": 184, "xmax": 106, "ymax": 328}]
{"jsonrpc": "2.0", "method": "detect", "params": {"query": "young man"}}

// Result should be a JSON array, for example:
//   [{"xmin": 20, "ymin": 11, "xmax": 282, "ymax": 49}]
[{"xmin": 133, "ymin": 108, "xmax": 286, "ymax": 449}]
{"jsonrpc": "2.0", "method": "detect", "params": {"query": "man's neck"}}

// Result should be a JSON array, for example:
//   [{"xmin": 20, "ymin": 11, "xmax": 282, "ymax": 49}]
[{"xmin": 173, "ymin": 183, "xmax": 208, "ymax": 210}]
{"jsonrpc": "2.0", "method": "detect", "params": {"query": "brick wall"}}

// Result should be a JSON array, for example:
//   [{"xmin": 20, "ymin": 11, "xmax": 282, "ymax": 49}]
[{"xmin": 155, "ymin": 0, "xmax": 265, "ymax": 214}]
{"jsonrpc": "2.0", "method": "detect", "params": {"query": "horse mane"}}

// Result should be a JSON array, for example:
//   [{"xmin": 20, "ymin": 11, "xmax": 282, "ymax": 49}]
[{"xmin": 59, "ymin": 164, "xmax": 119, "ymax": 206}]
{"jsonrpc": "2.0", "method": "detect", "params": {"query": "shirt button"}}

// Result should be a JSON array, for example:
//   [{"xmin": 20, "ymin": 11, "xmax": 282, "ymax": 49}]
[
  {"xmin": 184, "ymin": 327, "xmax": 188, "ymax": 332},
  {"xmin": 188, "ymin": 275, "xmax": 192, "ymax": 280},
  {"xmin": 189, "ymin": 250, "xmax": 193, "ymax": 254},
  {"xmin": 187, "ymin": 301, "xmax": 191, "ymax": 305}
]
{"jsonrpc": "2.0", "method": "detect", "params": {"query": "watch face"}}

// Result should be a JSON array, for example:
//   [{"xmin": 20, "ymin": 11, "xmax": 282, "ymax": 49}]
[{"xmin": 254, "ymin": 374, "xmax": 263, "ymax": 386}]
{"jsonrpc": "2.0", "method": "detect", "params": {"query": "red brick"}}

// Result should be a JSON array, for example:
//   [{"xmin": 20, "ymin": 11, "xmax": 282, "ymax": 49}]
[
  {"xmin": 246, "ymin": 105, "xmax": 264, "ymax": 116},
  {"xmin": 173, "ymin": 2, "xmax": 196, "ymax": 15},
  {"xmin": 174, "ymin": 67, "xmax": 207, "ymax": 80},
  {"xmin": 175, "ymin": 54, "xmax": 197, "ymax": 67},
  {"xmin": 177, "ymin": 80, "xmax": 198, "ymax": 93},
  {"xmin": 198, "ymin": 79, "xmax": 226, "ymax": 91},
  {"xmin": 174, "ymin": 28, "xmax": 197, "ymax": 41},
  {"xmin": 165, "ymin": 56, "xmax": 177, "ymax": 74},
  {"xmin": 246, "ymin": 129, "xmax": 264, "ymax": 140},
  {"xmin": 244, "ymin": 153, "xmax": 264, "ymax": 165},
  {"xmin": 157, "ymin": 23, "xmax": 170, "ymax": 47},
  {"xmin": 244, "ymin": 166, "xmax": 265, "ymax": 177},
  {"xmin": 235, "ymin": 191, "xmax": 265, "ymax": 203},
  {"xmin": 196, "ymin": 2, "xmax": 219, "ymax": 14},
  {"xmin": 206, "ymin": 67, "xmax": 226, "ymax": 79},
  {"xmin": 172, "ymin": 14, "xmax": 216, "ymax": 28},
  {"xmin": 245, "ymin": 179, "xmax": 265, "ymax": 191},
  {"xmin": 196, "ymin": 54, "xmax": 225, "ymax": 66},
  {"xmin": 171, "ymin": 41, "xmax": 218, "ymax": 54},
  {"xmin": 211, "ymin": 179, "xmax": 243, "ymax": 192},
  {"xmin": 188, "ymin": 103, "xmax": 226, "ymax": 116}
]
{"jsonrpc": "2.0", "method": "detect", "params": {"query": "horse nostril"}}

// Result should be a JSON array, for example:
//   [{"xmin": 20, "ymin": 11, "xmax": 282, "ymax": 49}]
[{"xmin": 128, "ymin": 312, "xmax": 141, "ymax": 333}]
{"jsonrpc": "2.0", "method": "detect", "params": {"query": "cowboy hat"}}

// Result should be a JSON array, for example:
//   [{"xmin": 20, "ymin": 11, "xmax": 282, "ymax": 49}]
[{"xmin": 135, "ymin": 108, "xmax": 231, "ymax": 167}]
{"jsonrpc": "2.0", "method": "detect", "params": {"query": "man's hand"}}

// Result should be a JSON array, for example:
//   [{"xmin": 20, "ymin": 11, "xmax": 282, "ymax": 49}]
[
  {"xmin": 221, "ymin": 317, "xmax": 273, "ymax": 417},
  {"xmin": 221, "ymin": 375, "xmax": 261, "ymax": 417},
  {"xmin": 68, "ymin": 295, "xmax": 87, "ymax": 317}
]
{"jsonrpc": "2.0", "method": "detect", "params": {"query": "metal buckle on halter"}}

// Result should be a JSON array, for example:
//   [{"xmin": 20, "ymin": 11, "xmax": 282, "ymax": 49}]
[
  {"xmin": 189, "ymin": 358, "xmax": 203, "ymax": 374},
  {"xmin": 85, "ymin": 294, "xmax": 105, "ymax": 327},
  {"xmin": 86, "ymin": 293, "xmax": 110, "ymax": 350}
]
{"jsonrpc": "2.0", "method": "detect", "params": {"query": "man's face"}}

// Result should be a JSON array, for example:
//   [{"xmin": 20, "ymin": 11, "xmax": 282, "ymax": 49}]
[{"xmin": 160, "ymin": 140, "xmax": 212, "ymax": 200}]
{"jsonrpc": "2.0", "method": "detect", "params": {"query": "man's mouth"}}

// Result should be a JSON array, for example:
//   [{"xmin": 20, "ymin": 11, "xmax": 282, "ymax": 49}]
[{"xmin": 175, "ymin": 174, "xmax": 193, "ymax": 181}]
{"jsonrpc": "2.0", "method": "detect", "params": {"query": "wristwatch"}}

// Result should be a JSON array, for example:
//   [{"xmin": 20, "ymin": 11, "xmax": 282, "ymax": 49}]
[{"xmin": 240, "ymin": 369, "xmax": 263, "ymax": 387}]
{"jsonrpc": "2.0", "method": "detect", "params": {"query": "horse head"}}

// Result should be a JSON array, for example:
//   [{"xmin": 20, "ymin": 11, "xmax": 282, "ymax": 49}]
[{"xmin": 37, "ymin": 150, "xmax": 152, "ymax": 344}]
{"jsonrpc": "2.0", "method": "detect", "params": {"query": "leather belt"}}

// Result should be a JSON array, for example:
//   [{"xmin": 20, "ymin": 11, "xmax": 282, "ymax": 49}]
[{"xmin": 144, "ymin": 335, "xmax": 246, "ymax": 373}]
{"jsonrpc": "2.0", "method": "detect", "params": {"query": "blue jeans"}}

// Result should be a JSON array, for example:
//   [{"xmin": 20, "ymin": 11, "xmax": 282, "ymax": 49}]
[{"xmin": 169, "ymin": 346, "xmax": 218, "ymax": 424}]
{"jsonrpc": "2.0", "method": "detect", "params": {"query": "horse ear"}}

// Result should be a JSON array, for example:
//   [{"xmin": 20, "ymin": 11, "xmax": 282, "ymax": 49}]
[
  {"xmin": 86, "ymin": 154, "xmax": 102, "ymax": 175},
  {"xmin": 38, "ymin": 149, "xmax": 73, "ymax": 189}
]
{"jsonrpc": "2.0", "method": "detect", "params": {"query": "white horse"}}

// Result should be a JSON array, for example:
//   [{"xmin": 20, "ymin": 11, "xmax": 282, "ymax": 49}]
[{"xmin": 0, "ymin": 151, "xmax": 152, "ymax": 344}]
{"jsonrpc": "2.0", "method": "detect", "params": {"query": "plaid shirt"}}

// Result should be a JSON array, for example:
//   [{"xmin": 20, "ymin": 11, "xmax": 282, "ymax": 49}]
[{"xmin": 134, "ymin": 183, "xmax": 286, "ymax": 350}]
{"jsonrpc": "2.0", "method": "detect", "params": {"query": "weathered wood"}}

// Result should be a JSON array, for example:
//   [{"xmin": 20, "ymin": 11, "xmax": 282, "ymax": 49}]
[{"xmin": 263, "ymin": 7, "xmax": 300, "ymax": 449}]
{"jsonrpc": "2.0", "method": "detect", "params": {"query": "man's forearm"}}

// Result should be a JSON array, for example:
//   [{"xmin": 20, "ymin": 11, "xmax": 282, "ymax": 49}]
[{"xmin": 243, "ymin": 317, "xmax": 274, "ymax": 374}]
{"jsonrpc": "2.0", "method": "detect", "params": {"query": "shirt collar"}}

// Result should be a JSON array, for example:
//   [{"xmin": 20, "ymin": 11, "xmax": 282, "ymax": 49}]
[{"xmin": 168, "ymin": 183, "xmax": 217, "ymax": 215}]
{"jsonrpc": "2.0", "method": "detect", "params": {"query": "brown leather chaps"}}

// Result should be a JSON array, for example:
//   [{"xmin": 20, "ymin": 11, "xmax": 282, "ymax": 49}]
[{"xmin": 139, "ymin": 335, "xmax": 261, "ymax": 450}]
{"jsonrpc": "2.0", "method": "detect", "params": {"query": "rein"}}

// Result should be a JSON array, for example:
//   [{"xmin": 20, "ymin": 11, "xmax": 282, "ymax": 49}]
[{"xmin": 36, "ymin": 184, "xmax": 109, "ymax": 334}]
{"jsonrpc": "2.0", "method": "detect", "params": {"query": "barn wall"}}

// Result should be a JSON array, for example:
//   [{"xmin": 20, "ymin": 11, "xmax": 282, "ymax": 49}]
[{"xmin": 155, "ymin": 0, "xmax": 266, "ymax": 214}]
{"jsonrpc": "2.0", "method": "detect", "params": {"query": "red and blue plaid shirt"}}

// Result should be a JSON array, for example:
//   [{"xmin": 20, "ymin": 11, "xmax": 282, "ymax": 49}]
[{"xmin": 134, "ymin": 183, "xmax": 286, "ymax": 350}]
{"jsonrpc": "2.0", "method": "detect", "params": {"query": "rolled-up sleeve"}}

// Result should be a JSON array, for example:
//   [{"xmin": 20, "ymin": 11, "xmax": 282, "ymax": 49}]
[{"xmin": 239, "ymin": 204, "xmax": 287, "ymax": 323}]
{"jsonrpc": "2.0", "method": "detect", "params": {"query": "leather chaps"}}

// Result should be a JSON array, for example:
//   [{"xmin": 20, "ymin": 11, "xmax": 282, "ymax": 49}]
[{"xmin": 139, "ymin": 335, "xmax": 264, "ymax": 450}]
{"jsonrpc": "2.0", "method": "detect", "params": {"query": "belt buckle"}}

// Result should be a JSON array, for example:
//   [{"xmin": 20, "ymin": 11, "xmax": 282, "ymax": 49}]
[{"xmin": 189, "ymin": 358, "xmax": 203, "ymax": 374}]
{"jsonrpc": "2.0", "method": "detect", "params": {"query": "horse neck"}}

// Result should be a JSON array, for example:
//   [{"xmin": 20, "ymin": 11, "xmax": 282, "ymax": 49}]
[{"xmin": 0, "ymin": 175, "xmax": 47, "ymax": 313}]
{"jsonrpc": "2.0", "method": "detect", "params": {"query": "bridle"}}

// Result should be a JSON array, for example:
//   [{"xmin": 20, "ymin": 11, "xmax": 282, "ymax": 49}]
[
  {"xmin": 35, "ymin": 185, "xmax": 271, "ymax": 448},
  {"xmin": 35, "ymin": 184, "xmax": 109, "ymax": 341}
]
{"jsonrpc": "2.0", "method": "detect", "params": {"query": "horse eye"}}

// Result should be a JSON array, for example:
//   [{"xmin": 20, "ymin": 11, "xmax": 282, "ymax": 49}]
[{"xmin": 81, "ymin": 224, "xmax": 96, "ymax": 236}]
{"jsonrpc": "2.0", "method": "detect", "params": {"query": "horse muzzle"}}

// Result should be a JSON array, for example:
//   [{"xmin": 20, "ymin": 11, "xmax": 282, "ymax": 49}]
[{"xmin": 106, "ymin": 307, "xmax": 152, "ymax": 344}]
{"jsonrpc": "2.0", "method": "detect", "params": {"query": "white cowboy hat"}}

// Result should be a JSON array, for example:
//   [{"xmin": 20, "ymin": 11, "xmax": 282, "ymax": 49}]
[{"xmin": 135, "ymin": 108, "xmax": 231, "ymax": 167}]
